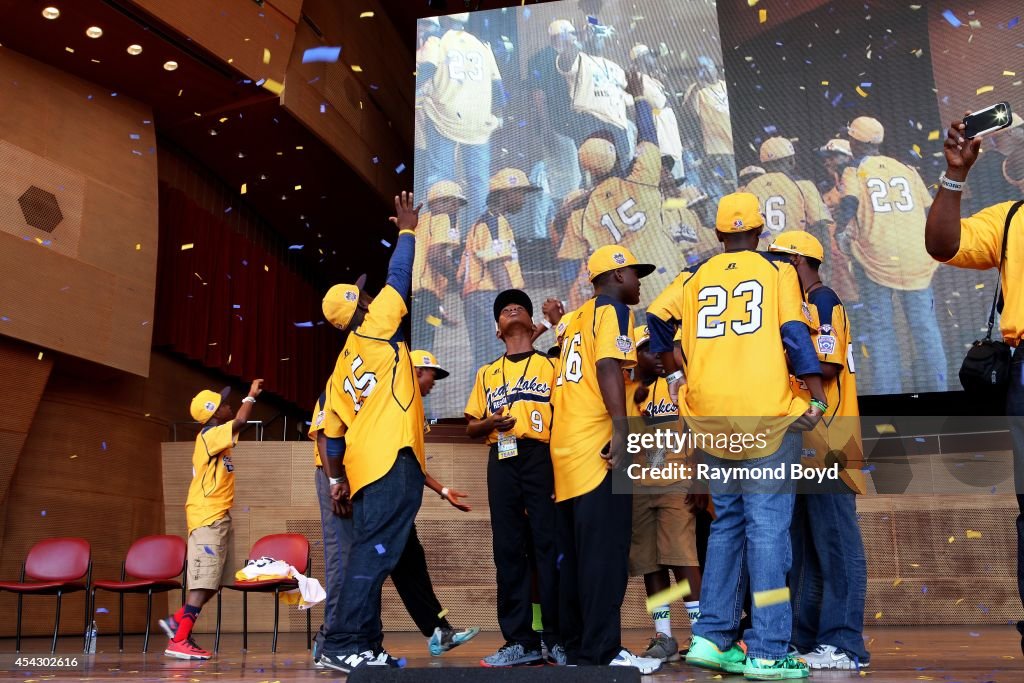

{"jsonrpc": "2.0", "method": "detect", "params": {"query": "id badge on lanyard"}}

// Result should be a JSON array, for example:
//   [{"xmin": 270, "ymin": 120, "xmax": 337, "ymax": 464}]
[{"xmin": 497, "ymin": 430, "xmax": 518, "ymax": 460}]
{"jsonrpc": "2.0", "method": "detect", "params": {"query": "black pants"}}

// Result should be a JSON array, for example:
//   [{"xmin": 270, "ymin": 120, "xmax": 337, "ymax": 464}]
[
  {"xmin": 390, "ymin": 523, "xmax": 451, "ymax": 638},
  {"xmin": 487, "ymin": 439, "xmax": 560, "ymax": 649},
  {"xmin": 557, "ymin": 470, "xmax": 632, "ymax": 665}
]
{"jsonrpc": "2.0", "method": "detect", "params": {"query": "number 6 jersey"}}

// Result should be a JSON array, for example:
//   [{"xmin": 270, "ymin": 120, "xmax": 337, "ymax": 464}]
[
  {"xmin": 464, "ymin": 350, "xmax": 556, "ymax": 445},
  {"xmin": 323, "ymin": 285, "xmax": 425, "ymax": 496}
]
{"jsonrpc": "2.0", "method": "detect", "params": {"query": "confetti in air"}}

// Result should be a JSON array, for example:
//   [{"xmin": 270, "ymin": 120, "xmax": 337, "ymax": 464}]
[
  {"xmin": 426, "ymin": 315, "xmax": 442, "ymax": 327},
  {"xmin": 753, "ymin": 587, "xmax": 790, "ymax": 607},
  {"xmin": 644, "ymin": 580, "xmax": 691, "ymax": 612},
  {"xmin": 942, "ymin": 10, "xmax": 962, "ymax": 28},
  {"xmin": 381, "ymin": 239, "xmax": 392, "ymax": 248},
  {"xmin": 395, "ymin": 163, "xmax": 406, "ymax": 174},
  {"xmin": 181, "ymin": 243, "xmax": 194, "ymax": 250},
  {"xmin": 302, "ymin": 46, "xmax": 342, "ymax": 63},
  {"xmin": 375, "ymin": 544, "xmax": 386, "ymax": 555}
]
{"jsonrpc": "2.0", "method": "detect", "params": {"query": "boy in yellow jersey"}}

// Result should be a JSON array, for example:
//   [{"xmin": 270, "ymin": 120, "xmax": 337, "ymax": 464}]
[
  {"xmin": 683, "ymin": 57, "xmax": 735, "ymax": 198},
  {"xmin": 768, "ymin": 232, "xmax": 869, "ymax": 671},
  {"xmin": 572, "ymin": 71, "xmax": 679, "ymax": 308},
  {"xmin": 661, "ymin": 157, "xmax": 718, "ymax": 268},
  {"xmin": 836, "ymin": 116, "xmax": 947, "ymax": 394},
  {"xmin": 460, "ymin": 169, "xmax": 539, "ymax": 377},
  {"xmin": 550, "ymin": 245, "xmax": 661, "ymax": 674},
  {"xmin": 647, "ymin": 192, "xmax": 827, "ymax": 680},
  {"xmin": 464, "ymin": 289, "xmax": 562, "ymax": 668},
  {"xmin": 412, "ymin": 181, "xmax": 465, "ymax": 352},
  {"xmin": 418, "ymin": 13, "xmax": 503, "ymax": 227},
  {"xmin": 625, "ymin": 325, "xmax": 701, "ymax": 664},
  {"xmin": 159, "ymin": 379, "xmax": 263, "ymax": 660},
  {"xmin": 318, "ymin": 193, "xmax": 428, "ymax": 673},
  {"xmin": 926, "ymin": 115, "xmax": 1024, "ymax": 652},
  {"xmin": 745, "ymin": 137, "xmax": 832, "ymax": 244}
]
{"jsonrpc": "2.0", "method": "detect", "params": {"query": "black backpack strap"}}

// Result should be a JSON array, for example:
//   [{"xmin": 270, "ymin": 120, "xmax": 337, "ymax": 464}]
[{"xmin": 985, "ymin": 200, "xmax": 1023, "ymax": 340}]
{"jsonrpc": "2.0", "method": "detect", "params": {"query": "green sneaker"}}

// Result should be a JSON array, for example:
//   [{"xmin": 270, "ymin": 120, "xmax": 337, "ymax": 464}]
[
  {"xmin": 743, "ymin": 655, "xmax": 810, "ymax": 680},
  {"xmin": 685, "ymin": 635, "xmax": 747, "ymax": 674}
]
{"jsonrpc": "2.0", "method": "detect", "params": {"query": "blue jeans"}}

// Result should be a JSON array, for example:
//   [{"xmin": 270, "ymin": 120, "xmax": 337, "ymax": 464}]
[
  {"xmin": 853, "ymin": 262, "xmax": 948, "ymax": 394},
  {"xmin": 314, "ymin": 467, "xmax": 354, "ymax": 650},
  {"xmin": 789, "ymin": 488, "xmax": 869, "ymax": 662},
  {"xmin": 693, "ymin": 432, "xmax": 800, "ymax": 660},
  {"xmin": 323, "ymin": 450, "xmax": 425, "ymax": 656},
  {"xmin": 424, "ymin": 118, "xmax": 490, "ymax": 235},
  {"xmin": 1008, "ymin": 350, "xmax": 1024, "ymax": 621}
]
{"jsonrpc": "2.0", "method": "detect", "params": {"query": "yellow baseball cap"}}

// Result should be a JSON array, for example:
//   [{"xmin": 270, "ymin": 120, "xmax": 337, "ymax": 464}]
[
  {"xmin": 412, "ymin": 350, "xmax": 449, "ymax": 380},
  {"xmin": 818, "ymin": 138, "xmax": 852, "ymax": 156},
  {"xmin": 633, "ymin": 325, "xmax": 651, "ymax": 348},
  {"xmin": 190, "ymin": 386, "xmax": 231, "ymax": 424},
  {"xmin": 587, "ymin": 245, "xmax": 656, "ymax": 281},
  {"xmin": 548, "ymin": 19, "xmax": 575, "ymax": 36},
  {"xmin": 716, "ymin": 192, "xmax": 764, "ymax": 232},
  {"xmin": 578, "ymin": 138, "xmax": 617, "ymax": 176},
  {"xmin": 488, "ymin": 168, "xmax": 539, "ymax": 194},
  {"xmin": 769, "ymin": 231, "xmax": 825, "ymax": 262},
  {"xmin": 322, "ymin": 273, "xmax": 367, "ymax": 330},
  {"xmin": 427, "ymin": 180, "xmax": 467, "ymax": 205},
  {"xmin": 759, "ymin": 137, "xmax": 795, "ymax": 162},
  {"xmin": 848, "ymin": 116, "xmax": 884, "ymax": 144}
]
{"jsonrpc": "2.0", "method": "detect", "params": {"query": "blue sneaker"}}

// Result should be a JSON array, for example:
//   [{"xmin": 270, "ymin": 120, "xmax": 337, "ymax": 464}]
[
  {"xmin": 429, "ymin": 626, "xmax": 481, "ymax": 656},
  {"xmin": 481, "ymin": 642, "xmax": 543, "ymax": 667}
]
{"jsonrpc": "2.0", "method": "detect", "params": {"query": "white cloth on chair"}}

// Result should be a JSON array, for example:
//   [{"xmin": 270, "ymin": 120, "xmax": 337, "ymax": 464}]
[{"xmin": 234, "ymin": 556, "xmax": 325, "ymax": 610}]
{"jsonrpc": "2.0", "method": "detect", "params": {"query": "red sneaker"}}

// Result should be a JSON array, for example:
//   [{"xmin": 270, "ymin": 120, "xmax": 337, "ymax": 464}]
[{"xmin": 164, "ymin": 637, "xmax": 211, "ymax": 660}]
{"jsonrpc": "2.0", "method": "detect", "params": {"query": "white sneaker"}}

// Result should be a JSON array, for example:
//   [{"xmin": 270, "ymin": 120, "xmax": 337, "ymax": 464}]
[
  {"xmin": 800, "ymin": 644, "xmax": 867, "ymax": 670},
  {"xmin": 609, "ymin": 648, "xmax": 661, "ymax": 674}
]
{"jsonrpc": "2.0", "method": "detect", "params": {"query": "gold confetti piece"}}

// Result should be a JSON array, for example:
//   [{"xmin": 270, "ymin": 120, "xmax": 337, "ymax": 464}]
[
  {"xmin": 910, "ymin": 563, "xmax": 920, "ymax": 568},
  {"xmin": 227, "ymin": 354, "xmax": 232, "ymax": 364},
  {"xmin": 135, "ymin": 243, "xmax": 141, "ymax": 251},
  {"xmin": 758, "ymin": 8, "xmax": 767, "ymax": 23},
  {"xmin": 821, "ymin": 80, "xmax": 829, "ymax": 85},
  {"xmin": 955, "ymin": 597, "xmax": 965, "ymax": 604},
  {"xmin": 969, "ymin": 19, "xmax": 981, "ymax": 29},
  {"xmin": 948, "ymin": 536, "xmax": 955, "ymax": 543},
  {"xmin": 351, "ymin": 65, "xmax": 363, "ymax": 72},
  {"xmin": 874, "ymin": 611, "xmax": 883, "ymax": 619},
  {"xmin": 663, "ymin": 198, "xmax": 688, "ymax": 209},
  {"xmin": 264, "ymin": 265, "xmax": 270, "ymax": 272},
  {"xmin": 241, "ymin": 183, "xmax": 247, "ymax": 195},
  {"xmin": 262, "ymin": 48, "xmax": 271, "ymax": 64},
  {"xmin": 645, "ymin": 579, "xmax": 692, "ymax": 612},
  {"xmin": 219, "ymin": 117, "xmax": 228, "ymax": 123},
  {"xmin": 753, "ymin": 587, "xmax": 790, "ymax": 607},
  {"xmin": 928, "ymin": 130, "xmax": 941, "ymax": 141},
  {"xmin": 913, "ymin": 144, "xmax": 921, "ymax": 156},
  {"xmin": 747, "ymin": 0, "xmax": 758, "ymax": 5},
  {"xmin": 181, "ymin": 243, "xmax": 194, "ymax": 250},
  {"xmin": 262, "ymin": 78, "xmax": 284, "ymax": 95},
  {"xmin": 976, "ymin": 283, "xmax": 985, "ymax": 289},
  {"xmin": 70, "ymin": 454, "xmax": 77, "ymax": 459},
  {"xmin": 976, "ymin": 85, "xmax": 994, "ymax": 95},
  {"xmin": 893, "ymin": 578, "xmax": 903, "ymax": 586},
  {"xmin": 437, "ymin": 608, "xmax": 448, "ymax": 619},
  {"xmin": 856, "ymin": 85, "xmax": 869, "ymax": 98},
  {"xmin": 37, "ymin": 352, "xmax": 44, "ymax": 360},
  {"xmin": 967, "ymin": 530, "xmax": 982, "ymax": 539},
  {"xmin": 360, "ymin": 11, "xmax": 374, "ymax": 18},
  {"xmin": 426, "ymin": 315, "xmax": 442, "ymax": 327},
  {"xmin": 294, "ymin": 184, "xmax": 302, "ymax": 191},
  {"xmin": 1005, "ymin": 71, "xmax": 1017, "ymax": 77},
  {"xmin": 875, "ymin": 423, "xmax": 896, "ymax": 434}
]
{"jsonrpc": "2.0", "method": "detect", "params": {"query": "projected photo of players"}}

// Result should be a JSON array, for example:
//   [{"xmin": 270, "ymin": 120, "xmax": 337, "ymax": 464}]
[{"xmin": 413, "ymin": 0, "xmax": 734, "ymax": 416}]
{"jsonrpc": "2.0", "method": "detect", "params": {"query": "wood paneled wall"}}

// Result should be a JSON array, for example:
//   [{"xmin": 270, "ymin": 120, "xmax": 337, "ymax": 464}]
[
  {"xmin": 0, "ymin": 49, "xmax": 158, "ymax": 377},
  {"xmin": 161, "ymin": 436, "xmax": 1023, "ymax": 637}
]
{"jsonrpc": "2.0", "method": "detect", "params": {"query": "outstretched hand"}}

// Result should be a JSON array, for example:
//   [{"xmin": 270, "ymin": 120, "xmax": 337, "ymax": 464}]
[
  {"xmin": 389, "ymin": 191, "xmax": 424, "ymax": 232},
  {"xmin": 942, "ymin": 112, "xmax": 982, "ymax": 180}
]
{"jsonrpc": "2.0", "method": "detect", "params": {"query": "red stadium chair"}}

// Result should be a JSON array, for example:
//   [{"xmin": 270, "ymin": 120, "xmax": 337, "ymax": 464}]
[
  {"xmin": 91, "ymin": 535, "xmax": 187, "ymax": 653},
  {"xmin": 213, "ymin": 533, "xmax": 311, "ymax": 653},
  {"xmin": 0, "ymin": 537, "xmax": 91, "ymax": 653}
]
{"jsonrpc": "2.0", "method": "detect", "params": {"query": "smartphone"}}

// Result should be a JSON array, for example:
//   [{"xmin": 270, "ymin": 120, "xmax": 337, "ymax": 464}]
[{"xmin": 963, "ymin": 102, "xmax": 1013, "ymax": 139}]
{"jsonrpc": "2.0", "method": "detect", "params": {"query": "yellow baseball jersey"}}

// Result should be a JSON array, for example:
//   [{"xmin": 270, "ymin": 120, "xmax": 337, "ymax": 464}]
[
  {"xmin": 842, "ymin": 156, "xmax": 936, "ymax": 290},
  {"xmin": 557, "ymin": 206, "xmax": 589, "ymax": 261},
  {"xmin": 464, "ymin": 350, "xmax": 556, "ymax": 445},
  {"xmin": 561, "ymin": 52, "xmax": 630, "ymax": 129},
  {"xmin": 461, "ymin": 212, "xmax": 524, "ymax": 295},
  {"xmin": 790, "ymin": 286, "xmax": 865, "ymax": 493},
  {"xmin": 419, "ymin": 29, "xmax": 501, "ymax": 145},
  {"xmin": 309, "ymin": 392, "xmax": 326, "ymax": 467},
  {"xmin": 551, "ymin": 296, "xmax": 637, "ymax": 501},
  {"xmin": 323, "ymin": 285, "xmax": 425, "ymax": 495},
  {"xmin": 412, "ymin": 211, "xmax": 460, "ymax": 298},
  {"xmin": 627, "ymin": 376, "xmax": 686, "ymax": 486},
  {"xmin": 688, "ymin": 81, "xmax": 733, "ymax": 156},
  {"xmin": 185, "ymin": 422, "xmax": 238, "ymax": 534},
  {"xmin": 648, "ymin": 251, "xmax": 810, "ymax": 458},
  {"xmin": 745, "ymin": 173, "xmax": 831, "ymax": 239},
  {"xmin": 579, "ymin": 141, "xmax": 679, "ymax": 306},
  {"xmin": 945, "ymin": 201, "xmax": 1024, "ymax": 345}
]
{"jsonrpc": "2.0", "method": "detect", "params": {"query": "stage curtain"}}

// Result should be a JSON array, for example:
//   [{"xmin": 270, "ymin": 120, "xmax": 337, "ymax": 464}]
[{"xmin": 154, "ymin": 183, "xmax": 337, "ymax": 410}]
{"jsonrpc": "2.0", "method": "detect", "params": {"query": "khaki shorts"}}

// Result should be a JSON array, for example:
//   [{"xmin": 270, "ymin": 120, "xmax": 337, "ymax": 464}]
[
  {"xmin": 186, "ymin": 514, "xmax": 235, "ymax": 590},
  {"xmin": 629, "ymin": 492, "xmax": 698, "ymax": 576}
]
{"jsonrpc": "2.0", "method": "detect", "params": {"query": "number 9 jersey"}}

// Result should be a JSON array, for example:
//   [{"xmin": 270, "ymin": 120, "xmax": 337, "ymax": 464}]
[
  {"xmin": 323, "ymin": 285, "xmax": 425, "ymax": 496},
  {"xmin": 464, "ymin": 350, "xmax": 556, "ymax": 444}
]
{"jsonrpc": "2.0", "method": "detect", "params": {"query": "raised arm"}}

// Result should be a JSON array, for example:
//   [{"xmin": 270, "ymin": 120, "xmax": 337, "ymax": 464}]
[
  {"xmin": 926, "ymin": 114, "xmax": 980, "ymax": 261},
  {"xmin": 231, "ymin": 379, "xmax": 264, "ymax": 434}
]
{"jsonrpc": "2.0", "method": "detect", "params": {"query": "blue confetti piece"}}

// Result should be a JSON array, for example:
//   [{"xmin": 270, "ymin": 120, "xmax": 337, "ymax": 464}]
[
  {"xmin": 969, "ymin": 631, "xmax": 980, "ymax": 637},
  {"xmin": 860, "ymin": 82, "xmax": 872, "ymax": 88},
  {"xmin": 232, "ymin": 304, "xmax": 241, "ymax": 309},
  {"xmin": 224, "ymin": 206, "xmax": 232, "ymax": 213},
  {"xmin": 914, "ymin": 437, "xmax": 925, "ymax": 442},
  {"xmin": 395, "ymin": 163, "xmax": 406, "ymax": 174},
  {"xmin": 831, "ymin": 92, "xmax": 844, "ymax": 107},
  {"xmin": 921, "ymin": 586, "xmax": 928, "ymax": 594},
  {"xmin": 242, "ymin": 259, "xmax": 248, "ymax": 266},
  {"xmin": 302, "ymin": 46, "xmax": 342, "ymax": 64},
  {"xmin": 375, "ymin": 544, "xmax": 386, "ymax": 555},
  {"xmin": 556, "ymin": 553, "xmax": 564, "ymax": 569},
  {"xmin": 320, "ymin": 103, "xmax": 327, "ymax": 113},
  {"xmin": 372, "ymin": 156, "xmax": 380, "ymax": 164},
  {"xmin": 41, "ymin": 510, "xmax": 46, "ymax": 517},
  {"xmin": 293, "ymin": 321, "xmax": 314, "ymax": 328},
  {"xmin": 979, "ymin": 604, "xmax": 989, "ymax": 613},
  {"xmin": 101, "ymin": 441, "xmax": 108, "ymax": 451},
  {"xmin": 370, "ymin": 84, "xmax": 379, "ymax": 91},
  {"xmin": 763, "ymin": 125, "xmax": 777, "ymax": 134},
  {"xmin": 0, "ymin": 316, "xmax": 8, "ymax": 322},
  {"xmin": 523, "ymin": 7, "xmax": 531, "ymax": 19},
  {"xmin": 381, "ymin": 239, "xmax": 392, "ymax": 248},
  {"xmin": 255, "ymin": 78, "xmax": 266, "ymax": 87},
  {"xmin": 288, "ymin": 244, "xmax": 303, "ymax": 250},
  {"xmin": 587, "ymin": 15, "xmax": 599, "ymax": 25},
  {"xmin": 129, "ymin": 134, "xmax": 140, "ymax": 140},
  {"xmin": 861, "ymin": 464, "xmax": 876, "ymax": 472},
  {"xmin": 942, "ymin": 10, "xmax": 962, "ymax": 28},
  {"xmin": 397, "ymin": 657, "xmax": 407, "ymax": 668},
  {"xmin": 204, "ymin": 545, "xmax": 215, "ymax": 555},
  {"xmin": 1009, "ymin": 16, "xmax": 1020, "ymax": 28},
  {"xmin": 96, "ymin": 607, "xmax": 109, "ymax": 614}
]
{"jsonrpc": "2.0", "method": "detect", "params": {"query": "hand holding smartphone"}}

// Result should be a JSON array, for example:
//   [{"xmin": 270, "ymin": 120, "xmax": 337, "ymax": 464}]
[{"xmin": 963, "ymin": 102, "xmax": 1013, "ymax": 139}]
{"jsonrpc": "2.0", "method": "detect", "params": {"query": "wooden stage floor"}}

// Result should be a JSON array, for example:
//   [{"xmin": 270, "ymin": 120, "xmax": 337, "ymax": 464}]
[{"xmin": 1, "ymin": 627, "xmax": 1021, "ymax": 681}]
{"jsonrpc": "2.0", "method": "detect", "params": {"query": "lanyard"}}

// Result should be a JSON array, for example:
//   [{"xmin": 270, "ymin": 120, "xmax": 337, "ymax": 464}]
[{"xmin": 498, "ymin": 353, "xmax": 533, "ymax": 411}]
